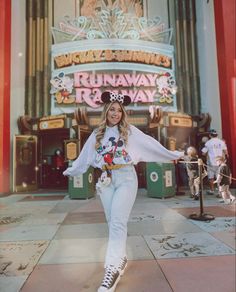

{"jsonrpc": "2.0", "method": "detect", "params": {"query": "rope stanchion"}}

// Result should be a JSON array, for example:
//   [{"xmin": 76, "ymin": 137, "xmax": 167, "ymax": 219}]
[
  {"xmin": 189, "ymin": 159, "xmax": 215, "ymax": 221},
  {"xmin": 178, "ymin": 158, "xmax": 236, "ymax": 220},
  {"xmin": 203, "ymin": 162, "xmax": 236, "ymax": 181}
]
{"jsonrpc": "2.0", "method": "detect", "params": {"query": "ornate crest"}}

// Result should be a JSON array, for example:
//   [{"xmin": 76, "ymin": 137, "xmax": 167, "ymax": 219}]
[{"xmin": 52, "ymin": 4, "xmax": 172, "ymax": 44}]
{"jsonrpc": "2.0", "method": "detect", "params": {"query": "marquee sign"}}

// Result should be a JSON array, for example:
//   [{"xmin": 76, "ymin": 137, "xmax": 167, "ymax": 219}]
[
  {"xmin": 54, "ymin": 49, "xmax": 172, "ymax": 69},
  {"xmin": 50, "ymin": 8, "xmax": 177, "ymax": 114},
  {"xmin": 51, "ymin": 70, "xmax": 177, "ymax": 109}
]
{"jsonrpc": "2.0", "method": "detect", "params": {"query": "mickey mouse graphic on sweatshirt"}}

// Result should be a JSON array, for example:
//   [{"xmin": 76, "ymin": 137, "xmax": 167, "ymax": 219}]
[{"xmin": 63, "ymin": 124, "xmax": 184, "ymax": 177}]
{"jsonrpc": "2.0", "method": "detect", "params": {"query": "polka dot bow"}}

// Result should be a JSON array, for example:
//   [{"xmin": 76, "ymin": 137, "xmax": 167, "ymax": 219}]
[
  {"xmin": 110, "ymin": 92, "xmax": 125, "ymax": 103},
  {"xmin": 101, "ymin": 91, "xmax": 131, "ymax": 106}
]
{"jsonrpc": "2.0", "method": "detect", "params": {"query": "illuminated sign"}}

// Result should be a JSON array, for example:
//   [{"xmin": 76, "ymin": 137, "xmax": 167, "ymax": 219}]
[
  {"xmin": 54, "ymin": 50, "xmax": 172, "ymax": 69},
  {"xmin": 50, "ymin": 9, "xmax": 177, "ymax": 114},
  {"xmin": 51, "ymin": 71, "xmax": 177, "ymax": 108}
]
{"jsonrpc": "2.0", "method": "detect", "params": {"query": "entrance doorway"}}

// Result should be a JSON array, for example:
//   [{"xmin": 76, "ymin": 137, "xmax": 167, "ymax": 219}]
[
  {"xmin": 13, "ymin": 135, "xmax": 38, "ymax": 192},
  {"xmin": 39, "ymin": 129, "xmax": 69, "ymax": 189}
]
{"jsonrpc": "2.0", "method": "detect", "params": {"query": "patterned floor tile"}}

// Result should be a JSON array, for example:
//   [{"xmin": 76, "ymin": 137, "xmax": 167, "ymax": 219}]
[
  {"xmin": 129, "ymin": 209, "xmax": 185, "ymax": 222},
  {"xmin": 190, "ymin": 217, "xmax": 235, "ymax": 232},
  {"xmin": 0, "ymin": 214, "xmax": 30, "ymax": 228},
  {"xmin": 0, "ymin": 241, "xmax": 49, "ymax": 276},
  {"xmin": 144, "ymin": 232, "xmax": 234, "ymax": 259}
]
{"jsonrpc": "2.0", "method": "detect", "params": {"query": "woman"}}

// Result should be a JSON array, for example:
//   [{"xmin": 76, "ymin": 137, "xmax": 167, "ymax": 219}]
[{"xmin": 63, "ymin": 91, "xmax": 183, "ymax": 292}]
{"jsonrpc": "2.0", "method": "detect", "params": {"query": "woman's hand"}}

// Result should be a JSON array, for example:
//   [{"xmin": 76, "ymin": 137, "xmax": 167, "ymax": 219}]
[{"xmin": 63, "ymin": 169, "xmax": 71, "ymax": 176}]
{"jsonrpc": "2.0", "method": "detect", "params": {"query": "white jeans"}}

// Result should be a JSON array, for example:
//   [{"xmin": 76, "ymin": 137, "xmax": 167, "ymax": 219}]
[{"xmin": 98, "ymin": 165, "xmax": 138, "ymax": 268}]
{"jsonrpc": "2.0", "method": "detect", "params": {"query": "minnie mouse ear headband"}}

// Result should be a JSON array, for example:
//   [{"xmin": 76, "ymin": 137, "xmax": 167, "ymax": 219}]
[{"xmin": 101, "ymin": 91, "xmax": 131, "ymax": 106}]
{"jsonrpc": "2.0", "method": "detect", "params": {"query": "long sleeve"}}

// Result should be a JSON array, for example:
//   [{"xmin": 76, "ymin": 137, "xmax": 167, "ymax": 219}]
[
  {"xmin": 127, "ymin": 125, "xmax": 184, "ymax": 164},
  {"xmin": 63, "ymin": 131, "xmax": 96, "ymax": 177}
]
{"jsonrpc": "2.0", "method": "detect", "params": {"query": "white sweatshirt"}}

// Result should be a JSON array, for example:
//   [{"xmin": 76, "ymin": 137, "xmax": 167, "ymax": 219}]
[{"xmin": 63, "ymin": 125, "xmax": 184, "ymax": 177}]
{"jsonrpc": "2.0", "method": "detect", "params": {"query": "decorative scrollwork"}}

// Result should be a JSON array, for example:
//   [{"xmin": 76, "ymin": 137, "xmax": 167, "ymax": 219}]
[{"xmin": 52, "ymin": 4, "xmax": 172, "ymax": 44}]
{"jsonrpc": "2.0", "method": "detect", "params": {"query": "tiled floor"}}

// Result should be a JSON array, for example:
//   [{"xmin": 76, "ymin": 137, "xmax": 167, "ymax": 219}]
[
  {"xmin": 158, "ymin": 255, "xmax": 235, "ymax": 292},
  {"xmin": 62, "ymin": 212, "xmax": 106, "ymax": 224},
  {"xmin": 0, "ymin": 188, "xmax": 235, "ymax": 292}
]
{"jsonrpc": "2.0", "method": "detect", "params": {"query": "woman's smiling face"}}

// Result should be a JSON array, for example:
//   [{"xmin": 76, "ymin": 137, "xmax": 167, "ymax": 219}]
[{"xmin": 106, "ymin": 102, "xmax": 123, "ymax": 127}]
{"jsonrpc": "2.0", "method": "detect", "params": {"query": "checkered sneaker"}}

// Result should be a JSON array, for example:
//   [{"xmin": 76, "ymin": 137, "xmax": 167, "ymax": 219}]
[
  {"xmin": 118, "ymin": 257, "xmax": 128, "ymax": 276},
  {"xmin": 98, "ymin": 265, "xmax": 120, "ymax": 292}
]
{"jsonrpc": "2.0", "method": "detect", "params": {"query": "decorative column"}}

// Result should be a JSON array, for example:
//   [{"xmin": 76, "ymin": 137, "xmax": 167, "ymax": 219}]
[
  {"xmin": 25, "ymin": 0, "xmax": 51, "ymax": 117},
  {"xmin": 25, "ymin": 0, "xmax": 35, "ymax": 116},
  {"xmin": 189, "ymin": 0, "xmax": 200, "ymax": 113},
  {"xmin": 0, "ymin": 0, "xmax": 11, "ymax": 194},
  {"xmin": 174, "ymin": 0, "xmax": 200, "ymax": 115}
]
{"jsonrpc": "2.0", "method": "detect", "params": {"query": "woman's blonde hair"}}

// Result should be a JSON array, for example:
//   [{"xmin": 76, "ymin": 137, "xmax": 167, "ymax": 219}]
[{"xmin": 95, "ymin": 102, "xmax": 130, "ymax": 149}]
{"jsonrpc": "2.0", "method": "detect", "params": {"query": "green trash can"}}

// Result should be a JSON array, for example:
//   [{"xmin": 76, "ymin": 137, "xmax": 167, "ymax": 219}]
[
  {"xmin": 68, "ymin": 166, "xmax": 95, "ymax": 199},
  {"xmin": 146, "ymin": 162, "xmax": 176, "ymax": 198}
]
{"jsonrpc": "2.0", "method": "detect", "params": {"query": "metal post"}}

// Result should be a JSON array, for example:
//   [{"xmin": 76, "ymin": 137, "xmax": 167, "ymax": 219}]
[
  {"xmin": 189, "ymin": 159, "xmax": 215, "ymax": 221},
  {"xmin": 198, "ymin": 158, "xmax": 204, "ymax": 215}
]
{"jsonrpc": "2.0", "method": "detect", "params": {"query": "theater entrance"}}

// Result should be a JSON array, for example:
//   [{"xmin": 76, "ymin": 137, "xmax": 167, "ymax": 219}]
[{"xmin": 39, "ymin": 128, "xmax": 69, "ymax": 189}]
